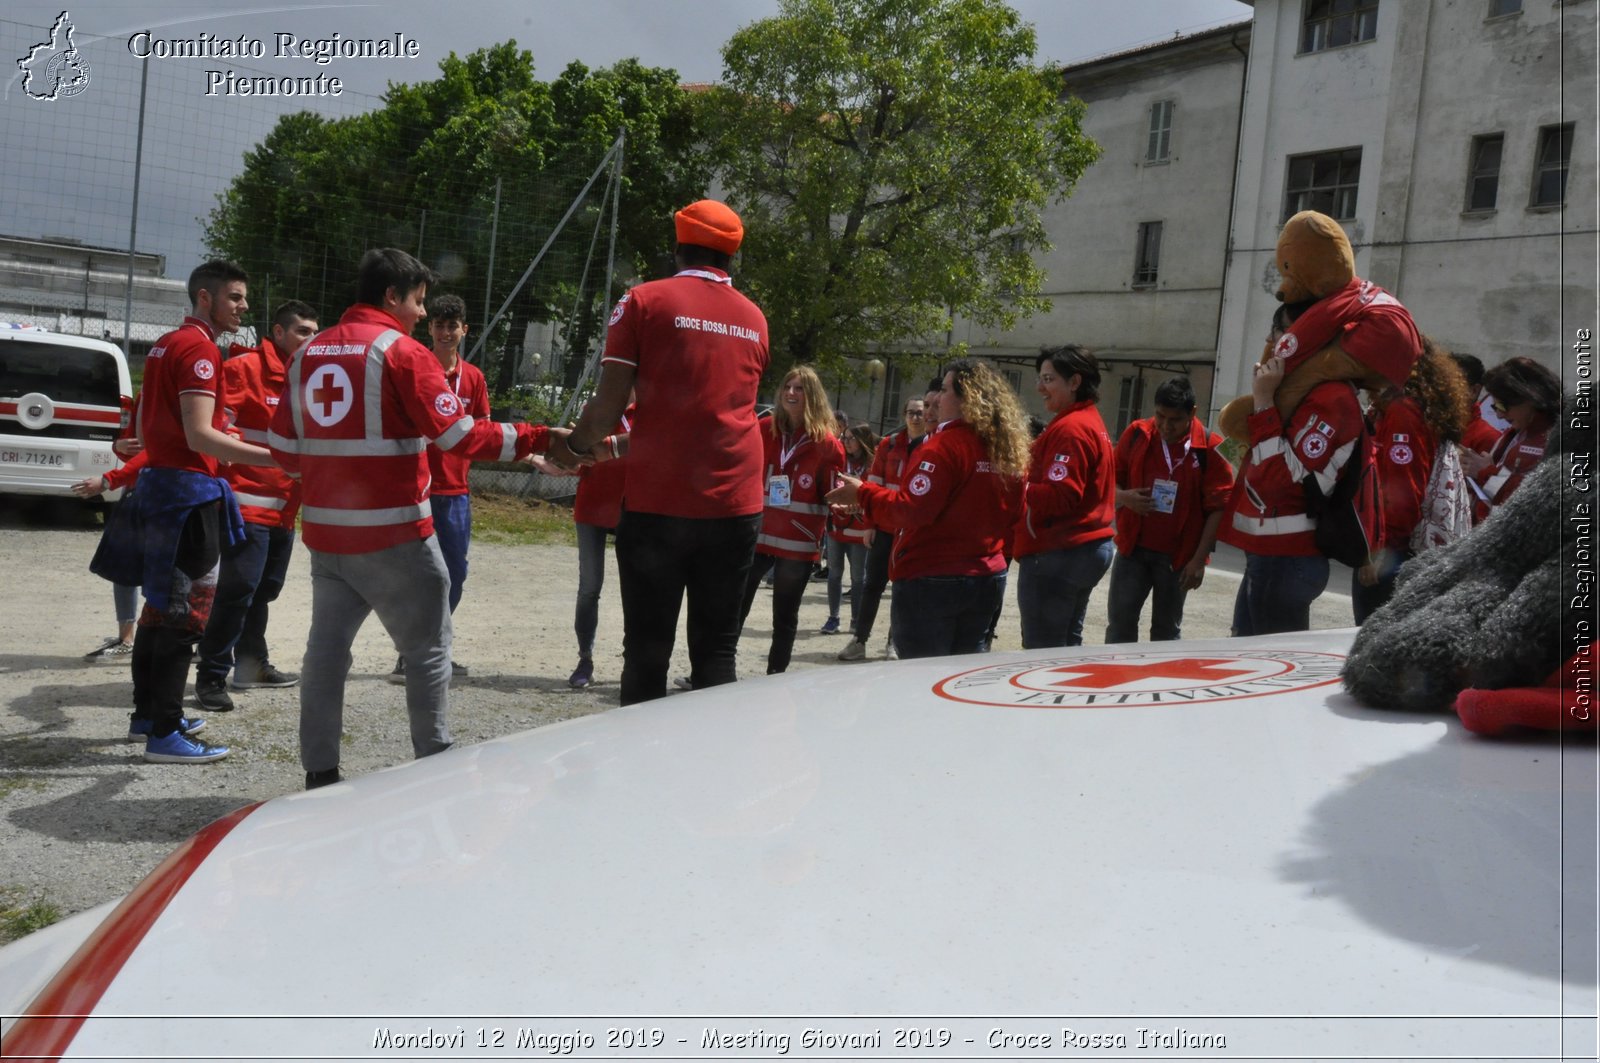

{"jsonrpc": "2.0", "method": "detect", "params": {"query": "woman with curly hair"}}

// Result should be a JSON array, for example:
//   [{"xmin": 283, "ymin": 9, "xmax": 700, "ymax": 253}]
[
  {"xmin": 1353, "ymin": 336, "xmax": 1472, "ymax": 622},
  {"xmin": 737, "ymin": 365, "xmax": 845, "ymax": 674},
  {"xmin": 826, "ymin": 359, "xmax": 1027, "ymax": 659},
  {"xmin": 1013, "ymin": 345, "xmax": 1117, "ymax": 648}
]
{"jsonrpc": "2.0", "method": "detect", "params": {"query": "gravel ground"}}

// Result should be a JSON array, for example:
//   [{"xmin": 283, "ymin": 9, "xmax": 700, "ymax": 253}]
[{"xmin": 0, "ymin": 496, "xmax": 1352, "ymax": 935}]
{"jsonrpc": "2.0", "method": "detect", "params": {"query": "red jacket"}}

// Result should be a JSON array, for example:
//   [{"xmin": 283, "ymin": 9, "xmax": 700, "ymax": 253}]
[
  {"xmin": 573, "ymin": 407, "xmax": 633, "ymax": 529},
  {"xmin": 1014, "ymin": 400, "xmax": 1115, "ymax": 558},
  {"xmin": 1473, "ymin": 423, "xmax": 1549, "ymax": 519},
  {"xmin": 425, "ymin": 358, "xmax": 491, "ymax": 496},
  {"xmin": 1370, "ymin": 396, "xmax": 1435, "ymax": 550},
  {"xmin": 267, "ymin": 305, "xmax": 550, "ymax": 554},
  {"xmin": 826, "ymin": 452, "xmax": 872, "ymax": 544},
  {"xmin": 102, "ymin": 447, "xmax": 147, "ymax": 492},
  {"xmin": 1112, "ymin": 416, "xmax": 1233, "ymax": 570},
  {"xmin": 221, "ymin": 338, "xmax": 300, "ymax": 529},
  {"xmin": 1220, "ymin": 380, "xmax": 1365, "ymax": 557},
  {"xmin": 755, "ymin": 416, "xmax": 845, "ymax": 562},
  {"xmin": 856, "ymin": 420, "xmax": 1019, "ymax": 581},
  {"xmin": 1460, "ymin": 406, "xmax": 1502, "ymax": 455}
]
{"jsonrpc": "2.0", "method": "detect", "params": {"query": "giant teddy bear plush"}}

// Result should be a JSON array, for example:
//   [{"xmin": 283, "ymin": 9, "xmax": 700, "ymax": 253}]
[
  {"xmin": 1341, "ymin": 397, "xmax": 1596, "ymax": 735},
  {"xmin": 1218, "ymin": 210, "xmax": 1423, "ymax": 443}
]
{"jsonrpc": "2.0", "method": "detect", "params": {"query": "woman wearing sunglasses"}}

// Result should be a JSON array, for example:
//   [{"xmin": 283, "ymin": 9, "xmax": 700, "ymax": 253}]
[{"xmin": 1460, "ymin": 356, "xmax": 1562, "ymax": 521}]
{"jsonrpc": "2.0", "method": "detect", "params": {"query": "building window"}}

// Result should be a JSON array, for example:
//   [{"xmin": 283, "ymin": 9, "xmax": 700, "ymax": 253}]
[
  {"xmin": 1001, "ymin": 368, "xmax": 1023, "ymax": 398},
  {"xmin": 1134, "ymin": 221, "xmax": 1163, "ymax": 287},
  {"xmin": 1466, "ymin": 133, "xmax": 1503, "ymax": 212},
  {"xmin": 1531, "ymin": 123, "xmax": 1573, "ymax": 207},
  {"xmin": 1301, "ymin": 0, "xmax": 1380, "ymax": 54},
  {"xmin": 1116, "ymin": 375, "xmax": 1146, "ymax": 436},
  {"xmin": 1487, "ymin": 0, "xmax": 1522, "ymax": 17},
  {"xmin": 1284, "ymin": 147, "xmax": 1362, "ymax": 221},
  {"xmin": 1146, "ymin": 100, "xmax": 1174, "ymax": 163}
]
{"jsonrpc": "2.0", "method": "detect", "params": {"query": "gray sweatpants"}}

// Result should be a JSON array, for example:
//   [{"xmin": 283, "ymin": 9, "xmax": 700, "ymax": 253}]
[{"xmin": 300, "ymin": 536, "xmax": 454, "ymax": 774}]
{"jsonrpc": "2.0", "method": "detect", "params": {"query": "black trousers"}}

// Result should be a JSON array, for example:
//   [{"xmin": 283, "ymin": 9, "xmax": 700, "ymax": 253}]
[
  {"xmin": 615, "ymin": 510, "xmax": 760, "ymax": 705},
  {"xmin": 131, "ymin": 503, "xmax": 221, "ymax": 736},
  {"xmin": 739, "ymin": 553, "xmax": 812, "ymax": 675},
  {"xmin": 853, "ymin": 531, "xmax": 894, "ymax": 642}
]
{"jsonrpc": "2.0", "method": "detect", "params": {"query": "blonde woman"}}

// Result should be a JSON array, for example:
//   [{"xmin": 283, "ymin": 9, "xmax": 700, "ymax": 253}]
[
  {"xmin": 826, "ymin": 359, "xmax": 1028, "ymax": 658},
  {"xmin": 737, "ymin": 365, "xmax": 845, "ymax": 674}
]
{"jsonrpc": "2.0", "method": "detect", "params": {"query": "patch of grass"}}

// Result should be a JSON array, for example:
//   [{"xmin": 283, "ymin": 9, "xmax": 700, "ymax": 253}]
[
  {"xmin": 0, "ymin": 887, "xmax": 63, "ymax": 944},
  {"xmin": 470, "ymin": 492, "xmax": 577, "ymax": 547},
  {"xmin": 0, "ymin": 777, "xmax": 47, "ymax": 801}
]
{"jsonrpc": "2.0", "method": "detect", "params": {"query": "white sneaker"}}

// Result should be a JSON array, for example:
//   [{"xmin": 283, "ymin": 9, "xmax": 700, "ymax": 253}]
[
  {"xmin": 84, "ymin": 637, "xmax": 133, "ymax": 663},
  {"xmin": 837, "ymin": 639, "xmax": 867, "ymax": 662},
  {"xmin": 885, "ymin": 639, "xmax": 898, "ymax": 661}
]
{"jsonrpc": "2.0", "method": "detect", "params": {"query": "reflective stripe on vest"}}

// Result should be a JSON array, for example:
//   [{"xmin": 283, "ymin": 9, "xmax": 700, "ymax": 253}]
[
  {"xmin": 757, "ymin": 532, "xmax": 819, "ymax": 554},
  {"xmin": 301, "ymin": 501, "xmax": 431, "ymax": 527},
  {"xmin": 234, "ymin": 492, "xmax": 287, "ymax": 511},
  {"xmin": 1231, "ymin": 511, "xmax": 1316, "ymax": 536},
  {"xmin": 267, "ymin": 429, "xmax": 426, "ymax": 457}
]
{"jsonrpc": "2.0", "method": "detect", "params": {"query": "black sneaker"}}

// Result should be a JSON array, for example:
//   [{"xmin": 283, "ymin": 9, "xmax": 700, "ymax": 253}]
[
  {"xmin": 451, "ymin": 661, "xmax": 469, "ymax": 679},
  {"xmin": 568, "ymin": 658, "xmax": 594, "ymax": 689},
  {"xmin": 387, "ymin": 656, "xmax": 405, "ymax": 685},
  {"xmin": 195, "ymin": 678, "xmax": 235, "ymax": 712},
  {"xmin": 232, "ymin": 662, "xmax": 298, "ymax": 690},
  {"xmin": 305, "ymin": 767, "xmax": 341, "ymax": 789}
]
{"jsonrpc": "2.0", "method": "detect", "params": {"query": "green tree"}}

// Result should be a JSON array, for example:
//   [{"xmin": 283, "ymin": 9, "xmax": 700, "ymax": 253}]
[
  {"xmin": 700, "ymin": 0, "xmax": 1099, "ymax": 377},
  {"xmin": 205, "ymin": 45, "xmax": 701, "ymax": 387}
]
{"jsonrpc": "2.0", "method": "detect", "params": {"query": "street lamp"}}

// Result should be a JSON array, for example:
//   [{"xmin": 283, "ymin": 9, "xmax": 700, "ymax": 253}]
[{"xmin": 865, "ymin": 357, "xmax": 886, "ymax": 432}]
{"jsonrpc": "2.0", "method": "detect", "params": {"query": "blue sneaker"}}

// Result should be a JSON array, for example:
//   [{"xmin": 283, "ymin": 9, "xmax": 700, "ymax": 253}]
[
  {"xmin": 819, "ymin": 615, "xmax": 841, "ymax": 635},
  {"xmin": 126, "ymin": 715, "xmax": 206, "ymax": 742},
  {"xmin": 144, "ymin": 730, "xmax": 229, "ymax": 764}
]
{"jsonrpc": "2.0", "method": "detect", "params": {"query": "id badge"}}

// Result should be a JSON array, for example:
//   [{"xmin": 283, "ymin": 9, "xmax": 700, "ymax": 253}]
[
  {"xmin": 768, "ymin": 474, "xmax": 792, "ymax": 508},
  {"xmin": 1151, "ymin": 478, "xmax": 1178, "ymax": 515}
]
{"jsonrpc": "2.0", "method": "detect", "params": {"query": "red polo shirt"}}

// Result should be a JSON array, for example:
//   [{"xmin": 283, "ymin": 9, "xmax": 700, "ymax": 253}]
[
  {"xmin": 139, "ymin": 316, "xmax": 225, "ymax": 475},
  {"xmin": 600, "ymin": 268, "xmax": 769, "ymax": 519}
]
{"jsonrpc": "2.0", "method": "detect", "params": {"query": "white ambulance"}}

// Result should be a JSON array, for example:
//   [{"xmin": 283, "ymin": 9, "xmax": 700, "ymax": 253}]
[{"xmin": 0, "ymin": 323, "xmax": 133, "ymax": 499}]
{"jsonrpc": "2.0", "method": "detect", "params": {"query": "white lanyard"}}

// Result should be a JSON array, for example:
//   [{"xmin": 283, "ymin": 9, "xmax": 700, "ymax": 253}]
[
  {"xmin": 675, "ymin": 269, "xmax": 732, "ymax": 285},
  {"xmin": 1159, "ymin": 437, "xmax": 1188, "ymax": 475},
  {"xmin": 778, "ymin": 431, "xmax": 804, "ymax": 470}
]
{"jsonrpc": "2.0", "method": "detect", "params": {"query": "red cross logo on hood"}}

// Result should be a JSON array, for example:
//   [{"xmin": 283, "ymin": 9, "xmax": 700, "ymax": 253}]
[{"xmin": 1046, "ymin": 658, "xmax": 1257, "ymax": 689}]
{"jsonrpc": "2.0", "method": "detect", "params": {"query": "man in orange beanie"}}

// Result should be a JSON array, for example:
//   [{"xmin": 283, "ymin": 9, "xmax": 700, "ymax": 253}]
[{"xmin": 549, "ymin": 200, "xmax": 770, "ymax": 703}]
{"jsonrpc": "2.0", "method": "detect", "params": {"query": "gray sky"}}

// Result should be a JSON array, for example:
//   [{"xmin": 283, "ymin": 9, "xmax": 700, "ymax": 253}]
[{"xmin": 1, "ymin": 1, "xmax": 1250, "ymax": 277}]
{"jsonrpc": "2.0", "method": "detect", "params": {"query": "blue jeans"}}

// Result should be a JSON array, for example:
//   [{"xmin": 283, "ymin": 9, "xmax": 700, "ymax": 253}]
[
  {"xmin": 574, "ymin": 521, "xmax": 613, "ymax": 659},
  {"xmin": 1231, "ymin": 552, "xmax": 1330, "ymax": 636},
  {"xmin": 615, "ymin": 510, "xmax": 760, "ymax": 705},
  {"xmin": 113, "ymin": 582, "xmax": 139, "ymax": 625},
  {"xmin": 1105, "ymin": 546, "xmax": 1188, "ymax": 643},
  {"xmin": 1017, "ymin": 539, "xmax": 1114, "ymax": 649},
  {"xmin": 196, "ymin": 522, "xmax": 295, "ymax": 684},
  {"xmin": 824, "ymin": 537, "xmax": 867, "ymax": 627},
  {"xmin": 890, "ymin": 572, "xmax": 1006, "ymax": 659},
  {"xmin": 430, "ymin": 493, "xmax": 472, "ymax": 613}
]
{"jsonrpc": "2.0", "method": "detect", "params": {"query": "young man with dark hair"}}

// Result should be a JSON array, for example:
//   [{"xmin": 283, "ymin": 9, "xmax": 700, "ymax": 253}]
[
  {"xmin": 269, "ymin": 248, "xmax": 563, "ymax": 788},
  {"xmin": 92, "ymin": 259, "xmax": 276, "ymax": 762},
  {"xmin": 548, "ymin": 200, "xmax": 770, "ymax": 705},
  {"xmin": 193, "ymin": 299, "xmax": 319, "ymax": 711},
  {"xmin": 1105, "ymin": 375, "xmax": 1234, "ymax": 643},
  {"xmin": 388, "ymin": 292, "xmax": 487, "ymax": 683}
]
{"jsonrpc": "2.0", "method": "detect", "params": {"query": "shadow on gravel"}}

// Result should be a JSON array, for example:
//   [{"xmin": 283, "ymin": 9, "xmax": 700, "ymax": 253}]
[
  {"xmin": 4, "ymin": 679, "xmax": 132, "ymax": 734},
  {"xmin": 0, "ymin": 655, "xmax": 101, "ymax": 673},
  {"xmin": 0, "ymin": 734, "xmax": 144, "ymax": 770},
  {"xmin": 5, "ymin": 771, "xmax": 250, "ymax": 844}
]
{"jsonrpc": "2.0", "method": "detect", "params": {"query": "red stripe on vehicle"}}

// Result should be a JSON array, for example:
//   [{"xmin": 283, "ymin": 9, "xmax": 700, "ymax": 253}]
[
  {"xmin": 2, "ymin": 803, "xmax": 261, "ymax": 1056},
  {"xmin": 51, "ymin": 406, "xmax": 123, "ymax": 424}
]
